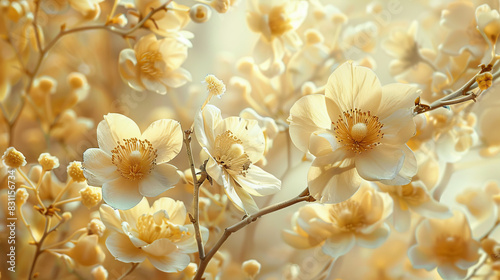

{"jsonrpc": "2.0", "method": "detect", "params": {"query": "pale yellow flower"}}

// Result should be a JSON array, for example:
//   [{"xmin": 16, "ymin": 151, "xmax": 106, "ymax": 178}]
[
  {"xmin": 288, "ymin": 62, "xmax": 418, "ymax": 203},
  {"xmin": 378, "ymin": 181, "xmax": 451, "ymax": 232},
  {"xmin": 134, "ymin": 0, "xmax": 190, "ymax": 38},
  {"xmin": 194, "ymin": 105, "xmax": 281, "ymax": 214},
  {"xmin": 83, "ymin": 113, "xmax": 182, "ymax": 209},
  {"xmin": 408, "ymin": 212, "xmax": 480, "ymax": 279},
  {"xmin": 283, "ymin": 185, "xmax": 393, "ymax": 257},
  {"xmin": 119, "ymin": 34, "xmax": 191, "ymax": 94},
  {"xmin": 50, "ymin": 234, "xmax": 106, "ymax": 267},
  {"xmin": 475, "ymin": 4, "xmax": 500, "ymax": 46},
  {"xmin": 246, "ymin": 0, "xmax": 308, "ymax": 75},
  {"xmin": 383, "ymin": 21, "xmax": 424, "ymax": 77},
  {"xmin": 99, "ymin": 197, "xmax": 208, "ymax": 272}
]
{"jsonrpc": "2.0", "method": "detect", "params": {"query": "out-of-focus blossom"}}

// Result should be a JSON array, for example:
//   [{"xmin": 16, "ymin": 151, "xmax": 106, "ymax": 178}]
[
  {"xmin": 283, "ymin": 185, "xmax": 393, "ymax": 257},
  {"xmin": 478, "ymin": 100, "xmax": 500, "ymax": 157},
  {"xmin": 288, "ymin": 62, "xmax": 418, "ymax": 203},
  {"xmin": 247, "ymin": 0, "xmax": 308, "ymax": 75},
  {"xmin": 119, "ymin": 34, "xmax": 191, "ymax": 94},
  {"xmin": 378, "ymin": 181, "xmax": 451, "ymax": 232},
  {"xmin": 194, "ymin": 105, "xmax": 281, "ymax": 214},
  {"xmin": 99, "ymin": 197, "xmax": 208, "ymax": 272},
  {"xmin": 342, "ymin": 21, "xmax": 378, "ymax": 53},
  {"xmin": 408, "ymin": 212, "xmax": 480, "ymax": 279},
  {"xmin": 69, "ymin": 0, "xmax": 104, "ymax": 20},
  {"xmin": 83, "ymin": 113, "xmax": 182, "ymax": 209},
  {"xmin": 50, "ymin": 234, "xmax": 106, "ymax": 266},
  {"xmin": 133, "ymin": 0, "xmax": 190, "ymax": 38},
  {"xmin": 475, "ymin": 4, "xmax": 500, "ymax": 47}
]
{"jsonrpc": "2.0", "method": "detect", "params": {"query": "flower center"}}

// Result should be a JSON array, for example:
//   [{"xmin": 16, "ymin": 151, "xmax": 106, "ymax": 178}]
[
  {"xmin": 135, "ymin": 211, "xmax": 189, "ymax": 244},
  {"xmin": 268, "ymin": 5, "xmax": 293, "ymax": 36},
  {"xmin": 138, "ymin": 51, "xmax": 164, "ymax": 79},
  {"xmin": 333, "ymin": 108, "xmax": 384, "ymax": 154},
  {"xmin": 433, "ymin": 235, "xmax": 465, "ymax": 259},
  {"xmin": 111, "ymin": 138, "xmax": 158, "ymax": 181},
  {"xmin": 329, "ymin": 201, "xmax": 366, "ymax": 232},
  {"xmin": 214, "ymin": 131, "xmax": 251, "ymax": 176}
]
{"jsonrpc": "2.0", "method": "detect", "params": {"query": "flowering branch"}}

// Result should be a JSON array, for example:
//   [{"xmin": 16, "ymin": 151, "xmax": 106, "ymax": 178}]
[
  {"xmin": 193, "ymin": 187, "xmax": 315, "ymax": 279},
  {"xmin": 183, "ymin": 129, "xmax": 206, "ymax": 260}
]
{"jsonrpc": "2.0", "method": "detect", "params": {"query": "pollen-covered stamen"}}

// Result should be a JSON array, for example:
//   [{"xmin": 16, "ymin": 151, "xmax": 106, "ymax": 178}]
[
  {"xmin": 214, "ymin": 131, "xmax": 251, "ymax": 176},
  {"xmin": 333, "ymin": 108, "xmax": 384, "ymax": 154},
  {"xmin": 138, "ymin": 51, "xmax": 164, "ymax": 79},
  {"xmin": 135, "ymin": 212, "xmax": 190, "ymax": 244},
  {"xmin": 111, "ymin": 138, "xmax": 158, "ymax": 181},
  {"xmin": 329, "ymin": 201, "xmax": 366, "ymax": 232}
]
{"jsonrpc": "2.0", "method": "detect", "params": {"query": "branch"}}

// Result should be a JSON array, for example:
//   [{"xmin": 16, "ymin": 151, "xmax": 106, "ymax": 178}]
[
  {"xmin": 193, "ymin": 187, "xmax": 315, "ymax": 279},
  {"xmin": 184, "ymin": 129, "xmax": 206, "ymax": 260}
]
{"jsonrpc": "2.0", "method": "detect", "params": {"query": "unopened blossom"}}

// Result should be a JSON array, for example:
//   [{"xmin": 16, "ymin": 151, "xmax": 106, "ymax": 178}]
[
  {"xmin": 51, "ymin": 234, "xmax": 106, "ymax": 266},
  {"xmin": 476, "ymin": 4, "xmax": 500, "ymax": 46},
  {"xmin": 2, "ymin": 147, "xmax": 26, "ymax": 168},
  {"xmin": 283, "ymin": 185, "xmax": 393, "ymax": 257},
  {"xmin": 377, "ymin": 181, "xmax": 451, "ymax": 232},
  {"xmin": 246, "ymin": 0, "xmax": 308, "ymax": 75},
  {"xmin": 119, "ymin": 34, "xmax": 191, "ymax": 94},
  {"xmin": 194, "ymin": 105, "xmax": 281, "ymax": 214},
  {"xmin": 83, "ymin": 113, "xmax": 182, "ymax": 209},
  {"xmin": 408, "ymin": 212, "xmax": 480, "ymax": 279},
  {"xmin": 288, "ymin": 62, "xmax": 418, "ymax": 203},
  {"xmin": 99, "ymin": 197, "xmax": 208, "ymax": 272},
  {"xmin": 189, "ymin": 4, "xmax": 211, "ymax": 23}
]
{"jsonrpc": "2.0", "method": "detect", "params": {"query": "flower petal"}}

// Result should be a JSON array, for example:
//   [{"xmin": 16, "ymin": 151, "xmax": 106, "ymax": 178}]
[
  {"xmin": 233, "ymin": 165, "xmax": 281, "ymax": 196},
  {"xmin": 407, "ymin": 245, "xmax": 437, "ymax": 270},
  {"xmin": 119, "ymin": 197, "xmax": 150, "ymax": 229},
  {"xmin": 83, "ymin": 148, "xmax": 119, "ymax": 186},
  {"xmin": 194, "ymin": 105, "xmax": 223, "ymax": 150},
  {"xmin": 218, "ymin": 116, "xmax": 265, "ymax": 163},
  {"xmin": 139, "ymin": 163, "xmax": 179, "ymax": 197},
  {"xmin": 379, "ymin": 145, "xmax": 417, "ymax": 185},
  {"xmin": 141, "ymin": 119, "xmax": 183, "ymax": 163},
  {"xmin": 151, "ymin": 197, "xmax": 187, "ymax": 225},
  {"xmin": 288, "ymin": 94, "xmax": 333, "ymax": 153},
  {"xmin": 355, "ymin": 145, "xmax": 405, "ymax": 181},
  {"xmin": 377, "ymin": 83, "xmax": 419, "ymax": 120},
  {"xmin": 102, "ymin": 177, "xmax": 142, "ymax": 210},
  {"xmin": 325, "ymin": 62, "xmax": 381, "ymax": 117},
  {"xmin": 322, "ymin": 233, "xmax": 356, "ymax": 258},
  {"xmin": 356, "ymin": 223, "xmax": 391, "ymax": 248},
  {"xmin": 146, "ymin": 247, "xmax": 190, "ymax": 273},
  {"xmin": 175, "ymin": 224, "xmax": 209, "ymax": 253},
  {"xmin": 105, "ymin": 233, "xmax": 146, "ymax": 263},
  {"xmin": 380, "ymin": 108, "xmax": 416, "ymax": 146},
  {"xmin": 98, "ymin": 113, "xmax": 141, "ymax": 152},
  {"xmin": 308, "ymin": 148, "xmax": 360, "ymax": 203},
  {"xmin": 437, "ymin": 263, "xmax": 467, "ymax": 280},
  {"xmin": 99, "ymin": 204, "xmax": 122, "ymax": 232}
]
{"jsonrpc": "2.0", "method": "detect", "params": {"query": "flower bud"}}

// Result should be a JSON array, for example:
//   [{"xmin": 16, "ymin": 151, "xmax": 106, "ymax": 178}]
[
  {"xmin": 80, "ymin": 186, "xmax": 102, "ymax": 208},
  {"xmin": 242, "ymin": 259, "xmax": 261, "ymax": 278},
  {"xmin": 38, "ymin": 153, "xmax": 60, "ymax": 171},
  {"xmin": 190, "ymin": 4, "xmax": 211, "ymax": 23},
  {"xmin": 16, "ymin": 188, "xmax": 29, "ymax": 205},
  {"xmin": 88, "ymin": 218, "xmax": 106, "ymax": 237},
  {"xmin": 2, "ymin": 147, "xmax": 27, "ymax": 168},
  {"xmin": 67, "ymin": 161, "xmax": 86, "ymax": 182},
  {"xmin": 91, "ymin": 265, "xmax": 108, "ymax": 280}
]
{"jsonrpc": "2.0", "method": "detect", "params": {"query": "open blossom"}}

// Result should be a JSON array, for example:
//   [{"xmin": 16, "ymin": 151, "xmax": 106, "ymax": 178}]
[
  {"xmin": 288, "ymin": 62, "xmax": 418, "ymax": 203},
  {"xmin": 119, "ymin": 34, "xmax": 191, "ymax": 94},
  {"xmin": 283, "ymin": 185, "xmax": 393, "ymax": 257},
  {"xmin": 83, "ymin": 113, "xmax": 182, "ymax": 209},
  {"xmin": 100, "ymin": 197, "xmax": 208, "ymax": 272},
  {"xmin": 246, "ymin": 0, "xmax": 308, "ymax": 75},
  {"xmin": 133, "ymin": 0, "xmax": 190, "ymax": 39},
  {"xmin": 194, "ymin": 105, "xmax": 281, "ymax": 214},
  {"xmin": 408, "ymin": 212, "xmax": 480, "ymax": 280}
]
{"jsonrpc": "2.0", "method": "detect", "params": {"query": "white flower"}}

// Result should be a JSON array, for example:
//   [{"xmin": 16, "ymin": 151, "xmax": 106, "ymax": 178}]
[
  {"xmin": 100, "ymin": 197, "xmax": 208, "ymax": 272},
  {"xmin": 119, "ymin": 34, "xmax": 191, "ymax": 94},
  {"xmin": 287, "ymin": 62, "xmax": 418, "ymax": 203},
  {"xmin": 83, "ymin": 113, "xmax": 182, "ymax": 209},
  {"xmin": 194, "ymin": 105, "xmax": 281, "ymax": 214}
]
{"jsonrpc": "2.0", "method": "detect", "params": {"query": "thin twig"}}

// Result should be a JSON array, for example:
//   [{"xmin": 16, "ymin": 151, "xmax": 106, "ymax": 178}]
[
  {"xmin": 193, "ymin": 187, "xmax": 314, "ymax": 279},
  {"xmin": 117, "ymin": 263, "xmax": 139, "ymax": 280},
  {"xmin": 184, "ymin": 129, "xmax": 206, "ymax": 260}
]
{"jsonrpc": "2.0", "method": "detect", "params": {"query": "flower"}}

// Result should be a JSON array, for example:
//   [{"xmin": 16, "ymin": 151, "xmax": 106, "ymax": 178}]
[
  {"xmin": 51, "ymin": 234, "xmax": 106, "ymax": 266},
  {"xmin": 408, "ymin": 212, "xmax": 480, "ymax": 279},
  {"xmin": 99, "ymin": 197, "xmax": 208, "ymax": 272},
  {"xmin": 194, "ymin": 105, "xmax": 281, "ymax": 214},
  {"xmin": 246, "ymin": 0, "xmax": 308, "ymax": 75},
  {"xmin": 287, "ymin": 62, "xmax": 418, "ymax": 203},
  {"xmin": 119, "ymin": 34, "xmax": 191, "ymax": 94},
  {"xmin": 133, "ymin": 0, "xmax": 190, "ymax": 38},
  {"xmin": 83, "ymin": 113, "xmax": 182, "ymax": 209},
  {"xmin": 475, "ymin": 4, "xmax": 500, "ymax": 47},
  {"xmin": 283, "ymin": 184, "xmax": 393, "ymax": 257}
]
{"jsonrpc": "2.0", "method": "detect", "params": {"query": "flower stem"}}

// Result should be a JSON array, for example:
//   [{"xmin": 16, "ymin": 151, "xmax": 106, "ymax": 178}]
[{"xmin": 193, "ymin": 187, "xmax": 314, "ymax": 279}]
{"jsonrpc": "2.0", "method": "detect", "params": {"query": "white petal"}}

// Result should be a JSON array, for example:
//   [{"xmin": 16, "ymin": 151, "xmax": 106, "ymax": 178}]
[
  {"xmin": 233, "ymin": 165, "xmax": 280, "ymax": 196},
  {"xmin": 98, "ymin": 113, "xmax": 141, "ymax": 152},
  {"xmin": 322, "ymin": 233, "xmax": 356, "ymax": 258},
  {"xmin": 118, "ymin": 48, "xmax": 138, "ymax": 83},
  {"xmin": 82, "ymin": 148, "xmax": 119, "ymax": 186},
  {"xmin": 325, "ymin": 62, "xmax": 381, "ymax": 117},
  {"xmin": 308, "ymin": 150, "xmax": 361, "ymax": 203},
  {"xmin": 288, "ymin": 94, "xmax": 332, "ymax": 153},
  {"xmin": 142, "ymin": 77, "xmax": 167, "ymax": 94},
  {"xmin": 141, "ymin": 119, "xmax": 183, "ymax": 163},
  {"xmin": 392, "ymin": 202, "xmax": 412, "ymax": 232},
  {"xmin": 380, "ymin": 108, "xmax": 416, "ymax": 146},
  {"xmin": 119, "ymin": 197, "xmax": 150, "ymax": 229},
  {"xmin": 175, "ymin": 224, "xmax": 209, "ymax": 253},
  {"xmin": 139, "ymin": 164, "xmax": 179, "ymax": 197},
  {"xmin": 282, "ymin": 230, "xmax": 315, "ymax": 249},
  {"xmin": 99, "ymin": 204, "xmax": 122, "ymax": 232},
  {"xmin": 151, "ymin": 197, "xmax": 186, "ymax": 225},
  {"xmin": 205, "ymin": 156, "xmax": 224, "ymax": 186},
  {"xmin": 377, "ymin": 83, "xmax": 419, "ymax": 120},
  {"xmin": 355, "ymin": 145, "xmax": 405, "ymax": 181},
  {"xmin": 146, "ymin": 246, "xmax": 190, "ymax": 273},
  {"xmin": 161, "ymin": 67, "xmax": 191, "ymax": 88},
  {"xmin": 355, "ymin": 223, "xmax": 390, "ymax": 248},
  {"xmin": 105, "ymin": 233, "xmax": 146, "ymax": 263},
  {"xmin": 437, "ymin": 263, "xmax": 467, "ymax": 280},
  {"xmin": 408, "ymin": 245, "xmax": 437, "ymax": 270},
  {"xmin": 102, "ymin": 177, "xmax": 143, "ymax": 210},
  {"xmin": 141, "ymin": 238, "xmax": 177, "ymax": 257},
  {"xmin": 233, "ymin": 180, "xmax": 260, "ymax": 214},
  {"xmin": 194, "ymin": 105, "xmax": 223, "ymax": 150},
  {"xmin": 308, "ymin": 132, "xmax": 337, "ymax": 157},
  {"xmin": 219, "ymin": 117, "xmax": 265, "ymax": 163},
  {"xmin": 379, "ymin": 145, "xmax": 417, "ymax": 185}
]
